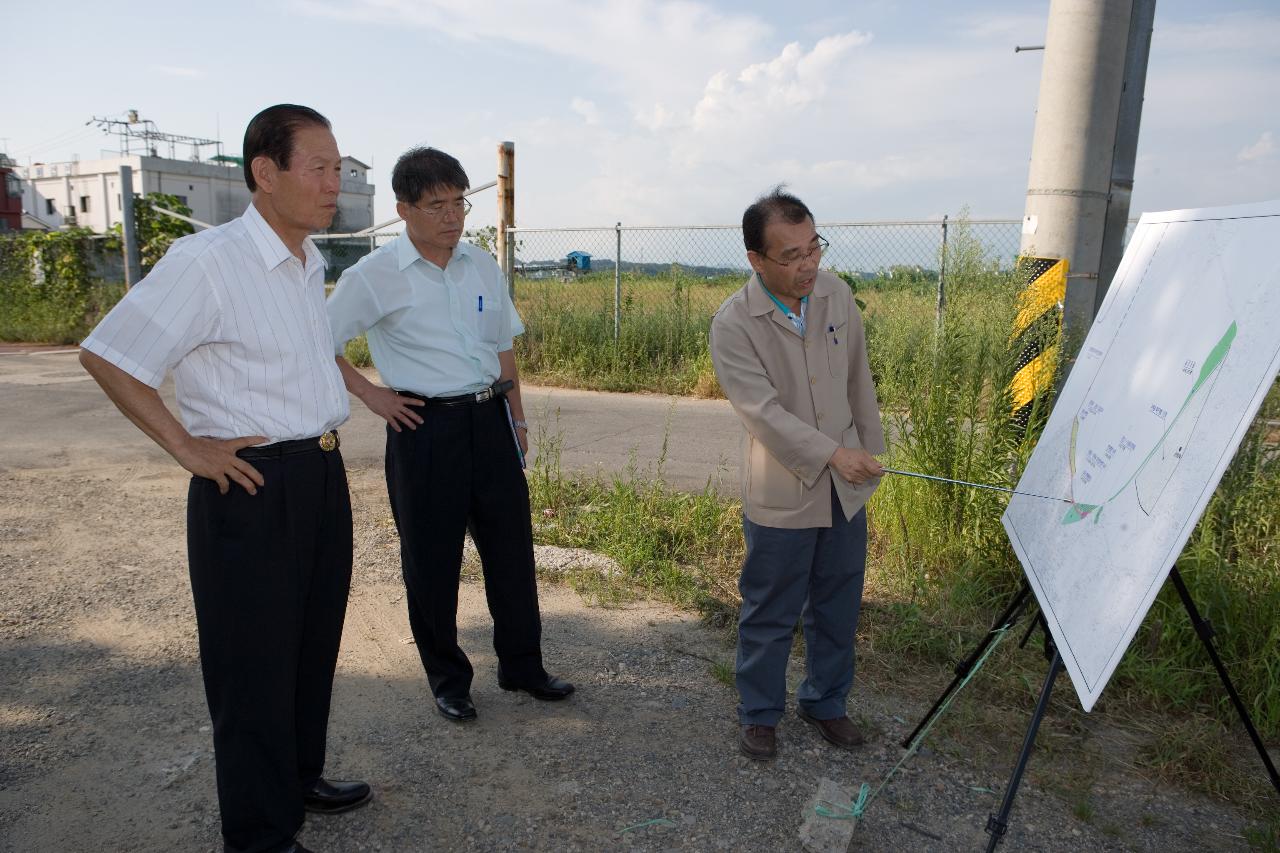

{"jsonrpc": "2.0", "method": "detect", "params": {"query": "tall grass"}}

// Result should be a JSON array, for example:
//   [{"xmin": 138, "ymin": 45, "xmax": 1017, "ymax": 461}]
[
  {"xmin": 514, "ymin": 268, "xmax": 967, "ymax": 396},
  {"xmin": 1115, "ymin": 382, "xmax": 1280, "ymax": 734},
  {"xmin": 864, "ymin": 278, "xmax": 1034, "ymax": 622},
  {"xmin": 526, "ymin": 414, "xmax": 743, "ymax": 617},
  {"xmin": 514, "ymin": 270, "xmax": 737, "ymax": 394}
]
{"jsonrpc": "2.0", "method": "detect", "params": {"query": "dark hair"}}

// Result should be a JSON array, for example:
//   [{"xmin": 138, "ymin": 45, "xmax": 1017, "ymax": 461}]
[
  {"xmin": 391, "ymin": 147, "xmax": 470, "ymax": 203},
  {"xmin": 242, "ymin": 104, "xmax": 331, "ymax": 192},
  {"xmin": 742, "ymin": 185, "xmax": 814, "ymax": 254}
]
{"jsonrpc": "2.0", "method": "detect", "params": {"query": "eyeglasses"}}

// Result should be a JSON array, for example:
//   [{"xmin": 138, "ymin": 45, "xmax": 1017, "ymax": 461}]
[
  {"xmin": 410, "ymin": 197, "xmax": 473, "ymax": 218},
  {"xmin": 760, "ymin": 235, "xmax": 829, "ymax": 267}
]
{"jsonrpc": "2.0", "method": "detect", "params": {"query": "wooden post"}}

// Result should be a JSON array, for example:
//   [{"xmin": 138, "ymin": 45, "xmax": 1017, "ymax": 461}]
[{"xmin": 496, "ymin": 141, "xmax": 515, "ymax": 297}]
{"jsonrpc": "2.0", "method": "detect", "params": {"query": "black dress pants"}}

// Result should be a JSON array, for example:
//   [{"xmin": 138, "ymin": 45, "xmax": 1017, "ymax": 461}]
[
  {"xmin": 187, "ymin": 446, "xmax": 353, "ymax": 853},
  {"xmin": 385, "ymin": 396, "xmax": 546, "ymax": 699}
]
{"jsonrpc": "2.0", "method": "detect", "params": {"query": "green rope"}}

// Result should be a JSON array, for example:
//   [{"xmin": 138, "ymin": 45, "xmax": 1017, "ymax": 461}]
[
  {"xmin": 620, "ymin": 818, "xmax": 676, "ymax": 834},
  {"xmin": 815, "ymin": 785, "xmax": 869, "ymax": 820},
  {"xmin": 814, "ymin": 624, "xmax": 1011, "ymax": 823}
]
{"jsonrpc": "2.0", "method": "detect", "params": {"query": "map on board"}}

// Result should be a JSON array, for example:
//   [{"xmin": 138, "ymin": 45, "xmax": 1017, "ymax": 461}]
[{"xmin": 1003, "ymin": 200, "xmax": 1280, "ymax": 712}]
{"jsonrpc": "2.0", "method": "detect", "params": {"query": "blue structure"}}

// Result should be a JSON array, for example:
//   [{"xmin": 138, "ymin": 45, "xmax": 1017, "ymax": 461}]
[{"xmin": 566, "ymin": 251, "xmax": 592, "ymax": 272}]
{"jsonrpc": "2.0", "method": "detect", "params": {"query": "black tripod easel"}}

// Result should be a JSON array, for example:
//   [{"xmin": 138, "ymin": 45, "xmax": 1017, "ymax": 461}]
[
  {"xmin": 1166, "ymin": 566, "xmax": 1280, "ymax": 795},
  {"xmin": 903, "ymin": 572, "xmax": 1280, "ymax": 851}
]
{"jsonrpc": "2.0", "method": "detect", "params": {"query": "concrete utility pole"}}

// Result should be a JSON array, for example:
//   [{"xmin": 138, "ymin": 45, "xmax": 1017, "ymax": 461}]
[
  {"xmin": 1096, "ymin": 0, "xmax": 1155, "ymax": 313},
  {"xmin": 119, "ymin": 165, "xmax": 141, "ymax": 288},
  {"xmin": 1020, "ymin": 0, "xmax": 1156, "ymax": 346},
  {"xmin": 495, "ymin": 141, "xmax": 515, "ymax": 297}
]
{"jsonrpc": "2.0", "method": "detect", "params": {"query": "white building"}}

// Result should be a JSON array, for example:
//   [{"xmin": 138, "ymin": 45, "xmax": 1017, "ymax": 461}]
[{"xmin": 18, "ymin": 154, "xmax": 374, "ymax": 234}]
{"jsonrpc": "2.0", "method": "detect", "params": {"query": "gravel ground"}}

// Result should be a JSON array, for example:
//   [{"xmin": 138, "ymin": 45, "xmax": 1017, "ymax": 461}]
[{"xmin": 0, "ymin": 460, "xmax": 1266, "ymax": 852}]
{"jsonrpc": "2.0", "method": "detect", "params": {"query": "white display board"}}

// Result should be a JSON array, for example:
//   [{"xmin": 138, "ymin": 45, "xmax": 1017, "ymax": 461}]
[{"xmin": 1003, "ymin": 200, "xmax": 1280, "ymax": 712}]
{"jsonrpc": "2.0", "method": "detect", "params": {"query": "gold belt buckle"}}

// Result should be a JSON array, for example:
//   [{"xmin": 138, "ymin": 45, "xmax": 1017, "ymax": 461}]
[{"xmin": 318, "ymin": 431, "xmax": 337, "ymax": 451}]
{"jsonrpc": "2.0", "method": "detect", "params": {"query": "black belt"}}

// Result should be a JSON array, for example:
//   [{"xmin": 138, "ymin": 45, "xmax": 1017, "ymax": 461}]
[
  {"xmin": 397, "ymin": 380, "xmax": 514, "ymax": 408},
  {"xmin": 236, "ymin": 430, "xmax": 340, "ymax": 460}
]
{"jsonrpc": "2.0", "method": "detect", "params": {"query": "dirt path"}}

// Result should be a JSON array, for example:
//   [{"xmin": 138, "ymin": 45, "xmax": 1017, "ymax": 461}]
[{"xmin": 0, "ymin": 453, "xmax": 1261, "ymax": 852}]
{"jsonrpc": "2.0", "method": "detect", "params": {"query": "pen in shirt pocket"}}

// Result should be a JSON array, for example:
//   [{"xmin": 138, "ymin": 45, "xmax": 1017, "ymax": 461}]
[
  {"xmin": 478, "ymin": 295, "xmax": 484, "ymax": 312},
  {"xmin": 828, "ymin": 324, "xmax": 838, "ymax": 344}
]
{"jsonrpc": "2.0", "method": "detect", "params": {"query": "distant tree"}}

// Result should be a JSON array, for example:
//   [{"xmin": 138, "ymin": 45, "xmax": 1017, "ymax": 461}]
[
  {"xmin": 464, "ymin": 225, "xmax": 498, "ymax": 257},
  {"xmin": 463, "ymin": 225, "xmax": 522, "ymax": 261}
]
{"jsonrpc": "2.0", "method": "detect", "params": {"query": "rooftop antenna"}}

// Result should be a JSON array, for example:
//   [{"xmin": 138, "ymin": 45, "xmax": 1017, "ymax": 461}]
[{"xmin": 90, "ymin": 111, "xmax": 221, "ymax": 162}]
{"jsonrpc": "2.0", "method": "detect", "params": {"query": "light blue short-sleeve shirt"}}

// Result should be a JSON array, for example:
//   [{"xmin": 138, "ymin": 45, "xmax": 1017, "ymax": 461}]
[{"xmin": 326, "ymin": 236, "xmax": 525, "ymax": 397}]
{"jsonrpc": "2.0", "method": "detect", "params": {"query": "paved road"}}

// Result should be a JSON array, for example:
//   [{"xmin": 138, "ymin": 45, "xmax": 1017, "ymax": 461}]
[{"xmin": 0, "ymin": 350, "xmax": 743, "ymax": 493}]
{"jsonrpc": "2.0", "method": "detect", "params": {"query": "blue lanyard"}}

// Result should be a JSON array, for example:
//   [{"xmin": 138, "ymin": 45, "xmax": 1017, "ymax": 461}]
[{"xmin": 759, "ymin": 275, "xmax": 807, "ymax": 334}]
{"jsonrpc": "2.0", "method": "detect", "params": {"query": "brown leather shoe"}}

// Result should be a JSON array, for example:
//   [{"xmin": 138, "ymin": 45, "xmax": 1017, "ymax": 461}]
[
  {"xmin": 796, "ymin": 707, "xmax": 865, "ymax": 750},
  {"xmin": 739, "ymin": 724, "xmax": 777, "ymax": 760}
]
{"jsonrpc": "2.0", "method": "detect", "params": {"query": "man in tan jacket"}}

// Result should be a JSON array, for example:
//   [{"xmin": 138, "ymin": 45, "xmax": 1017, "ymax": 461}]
[{"xmin": 710, "ymin": 187, "xmax": 885, "ymax": 760}]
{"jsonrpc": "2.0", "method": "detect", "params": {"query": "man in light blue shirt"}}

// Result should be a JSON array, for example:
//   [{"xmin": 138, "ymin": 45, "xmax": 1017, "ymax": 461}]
[{"xmin": 327, "ymin": 147, "xmax": 573, "ymax": 725}]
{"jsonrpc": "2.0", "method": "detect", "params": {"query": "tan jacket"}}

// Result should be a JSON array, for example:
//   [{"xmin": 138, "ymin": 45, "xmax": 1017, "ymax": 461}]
[{"xmin": 710, "ymin": 270, "xmax": 885, "ymax": 528}]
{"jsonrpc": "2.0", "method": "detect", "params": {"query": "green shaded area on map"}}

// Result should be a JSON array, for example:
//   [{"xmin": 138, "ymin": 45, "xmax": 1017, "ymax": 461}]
[
  {"xmin": 1060, "ymin": 321, "xmax": 1237, "ymax": 526},
  {"xmin": 1062, "ymin": 502, "xmax": 1100, "ymax": 524}
]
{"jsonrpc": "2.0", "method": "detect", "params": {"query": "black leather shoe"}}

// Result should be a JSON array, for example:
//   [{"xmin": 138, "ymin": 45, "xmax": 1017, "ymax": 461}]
[
  {"xmin": 498, "ymin": 673, "xmax": 576, "ymax": 700},
  {"xmin": 435, "ymin": 693, "xmax": 477, "ymax": 722},
  {"xmin": 303, "ymin": 778, "xmax": 372, "ymax": 815},
  {"xmin": 229, "ymin": 843, "xmax": 314, "ymax": 853}
]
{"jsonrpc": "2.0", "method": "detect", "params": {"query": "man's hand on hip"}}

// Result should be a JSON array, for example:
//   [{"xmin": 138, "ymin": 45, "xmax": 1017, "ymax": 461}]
[
  {"xmin": 175, "ymin": 435, "xmax": 269, "ymax": 495},
  {"xmin": 361, "ymin": 386, "xmax": 426, "ymax": 432},
  {"xmin": 829, "ymin": 447, "xmax": 883, "ymax": 485}
]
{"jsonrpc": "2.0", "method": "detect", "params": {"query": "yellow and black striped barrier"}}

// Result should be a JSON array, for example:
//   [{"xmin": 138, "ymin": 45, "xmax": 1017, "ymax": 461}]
[{"xmin": 1010, "ymin": 256, "xmax": 1067, "ymax": 429}]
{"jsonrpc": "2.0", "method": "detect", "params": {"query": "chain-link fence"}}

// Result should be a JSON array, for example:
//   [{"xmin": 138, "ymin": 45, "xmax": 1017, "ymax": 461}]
[
  {"xmin": 313, "ymin": 235, "xmax": 384, "ymax": 280},
  {"xmin": 504, "ymin": 220, "xmax": 1018, "ymax": 380},
  {"xmin": 507, "ymin": 219, "xmax": 1023, "ymax": 334},
  {"xmin": 307, "ymin": 217, "xmax": 1131, "ymax": 395},
  {"xmin": 500, "ymin": 218, "xmax": 1028, "ymax": 392}
]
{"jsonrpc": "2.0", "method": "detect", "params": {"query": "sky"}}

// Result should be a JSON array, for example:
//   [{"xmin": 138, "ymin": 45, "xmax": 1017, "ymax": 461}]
[{"xmin": 7, "ymin": 0, "xmax": 1279, "ymax": 232}]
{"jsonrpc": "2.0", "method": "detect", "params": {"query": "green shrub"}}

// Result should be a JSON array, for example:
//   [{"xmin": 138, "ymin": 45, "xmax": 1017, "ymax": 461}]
[
  {"xmin": 105, "ymin": 192, "xmax": 195, "ymax": 274},
  {"xmin": 0, "ymin": 230, "xmax": 122, "ymax": 343},
  {"xmin": 344, "ymin": 334, "xmax": 372, "ymax": 368}
]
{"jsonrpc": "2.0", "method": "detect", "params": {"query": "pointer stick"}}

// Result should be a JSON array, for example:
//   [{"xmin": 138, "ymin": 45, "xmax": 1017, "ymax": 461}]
[{"xmin": 880, "ymin": 468, "xmax": 1072, "ymax": 504}]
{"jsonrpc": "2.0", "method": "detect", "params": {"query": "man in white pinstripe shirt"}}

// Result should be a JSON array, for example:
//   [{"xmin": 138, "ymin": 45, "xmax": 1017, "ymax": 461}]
[{"xmin": 80, "ymin": 105, "xmax": 368, "ymax": 853}]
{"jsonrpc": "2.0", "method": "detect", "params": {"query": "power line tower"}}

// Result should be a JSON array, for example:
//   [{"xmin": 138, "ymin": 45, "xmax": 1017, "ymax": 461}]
[{"xmin": 89, "ymin": 110, "xmax": 223, "ymax": 162}]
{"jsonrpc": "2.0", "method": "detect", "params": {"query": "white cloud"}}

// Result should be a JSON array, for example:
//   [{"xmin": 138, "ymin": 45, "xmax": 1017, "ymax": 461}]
[
  {"xmin": 634, "ymin": 102, "xmax": 676, "ymax": 132},
  {"xmin": 296, "ymin": 0, "xmax": 771, "ymax": 105},
  {"xmin": 570, "ymin": 97, "xmax": 600, "ymax": 125},
  {"xmin": 1238, "ymin": 131, "xmax": 1275, "ymax": 163},
  {"xmin": 293, "ymin": 0, "xmax": 1280, "ymax": 225},
  {"xmin": 689, "ymin": 31, "xmax": 872, "ymax": 125},
  {"xmin": 499, "ymin": 28, "xmax": 1035, "ymax": 225}
]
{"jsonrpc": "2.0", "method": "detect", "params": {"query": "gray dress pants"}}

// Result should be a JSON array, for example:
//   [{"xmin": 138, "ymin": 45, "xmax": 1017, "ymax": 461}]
[{"xmin": 736, "ymin": 484, "xmax": 867, "ymax": 726}]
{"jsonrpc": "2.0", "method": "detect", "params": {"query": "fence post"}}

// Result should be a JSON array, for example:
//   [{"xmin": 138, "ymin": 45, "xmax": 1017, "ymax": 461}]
[
  {"xmin": 614, "ymin": 222, "xmax": 622, "ymax": 342},
  {"xmin": 496, "ymin": 141, "xmax": 515, "ymax": 299},
  {"xmin": 935, "ymin": 214, "xmax": 949, "ymax": 331},
  {"xmin": 119, "ymin": 165, "xmax": 141, "ymax": 288}
]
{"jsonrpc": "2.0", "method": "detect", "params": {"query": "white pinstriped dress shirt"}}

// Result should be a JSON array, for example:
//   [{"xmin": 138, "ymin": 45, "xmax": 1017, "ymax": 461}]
[{"xmin": 82, "ymin": 203, "xmax": 350, "ymax": 444}]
